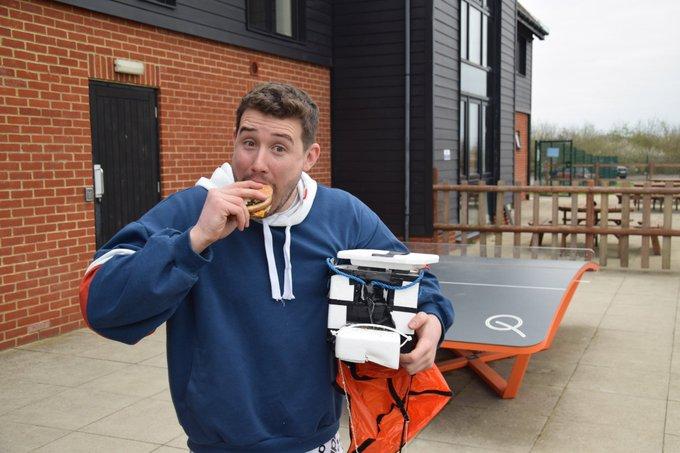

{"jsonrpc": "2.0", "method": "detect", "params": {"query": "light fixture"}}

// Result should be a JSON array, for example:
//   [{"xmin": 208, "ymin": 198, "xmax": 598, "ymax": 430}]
[{"xmin": 114, "ymin": 58, "xmax": 145, "ymax": 75}]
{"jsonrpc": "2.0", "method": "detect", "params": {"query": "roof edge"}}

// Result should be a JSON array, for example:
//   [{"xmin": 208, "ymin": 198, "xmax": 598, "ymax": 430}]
[{"xmin": 517, "ymin": 2, "xmax": 549, "ymax": 39}]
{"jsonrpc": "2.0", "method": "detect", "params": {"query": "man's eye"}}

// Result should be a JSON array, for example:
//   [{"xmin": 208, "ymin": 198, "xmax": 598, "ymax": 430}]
[
  {"xmin": 244, "ymin": 140, "xmax": 256, "ymax": 147},
  {"xmin": 273, "ymin": 145, "xmax": 287, "ymax": 153}
]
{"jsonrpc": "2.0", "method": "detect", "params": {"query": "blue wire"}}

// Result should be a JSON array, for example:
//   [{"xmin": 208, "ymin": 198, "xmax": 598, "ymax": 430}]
[{"xmin": 325, "ymin": 257, "xmax": 424, "ymax": 291}]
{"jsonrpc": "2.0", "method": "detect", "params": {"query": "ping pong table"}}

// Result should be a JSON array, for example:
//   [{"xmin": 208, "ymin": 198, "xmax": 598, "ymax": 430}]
[{"xmin": 428, "ymin": 253, "xmax": 597, "ymax": 399}]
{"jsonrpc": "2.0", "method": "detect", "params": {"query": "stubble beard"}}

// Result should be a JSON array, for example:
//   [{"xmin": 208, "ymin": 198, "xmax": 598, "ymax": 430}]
[{"xmin": 269, "ymin": 182, "xmax": 299, "ymax": 215}]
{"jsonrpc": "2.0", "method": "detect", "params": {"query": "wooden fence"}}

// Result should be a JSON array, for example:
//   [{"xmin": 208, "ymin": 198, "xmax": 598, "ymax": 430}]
[{"xmin": 432, "ymin": 181, "xmax": 680, "ymax": 270}]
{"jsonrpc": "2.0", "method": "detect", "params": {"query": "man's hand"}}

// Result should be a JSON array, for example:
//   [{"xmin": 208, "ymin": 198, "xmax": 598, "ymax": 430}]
[
  {"xmin": 189, "ymin": 181, "xmax": 266, "ymax": 253},
  {"xmin": 399, "ymin": 312, "xmax": 442, "ymax": 375}
]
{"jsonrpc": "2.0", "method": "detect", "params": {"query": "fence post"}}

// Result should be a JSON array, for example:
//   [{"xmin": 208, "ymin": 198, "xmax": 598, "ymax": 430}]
[
  {"xmin": 599, "ymin": 191, "xmax": 608, "ymax": 266},
  {"xmin": 495, "ymin": 180, "xmax": 504, "ymax": 257},
  {"xmin": 551, "ymin": 192, "xmax": 559, "ymax": 259},
  {"xmin": 620, "ymin": 182, "xmax": 630, "ymax": 268},
  {"xmin": 460, "ymin": 180, "xmax": 469, "ymax": 255},
  {"xmin": 513, "ymin": 186, "xmax": 522, "ymax": 259},
  {"xmin": 569, "ymin": 190, "xmax": 579, "ymax": 251},
  {"xmin": 432, "ymin": 168, "xmax": 439, "ymax": 241},
  {"xmin": 479, "ymin": 182, "xmax": 488, "ymax": 258},
  {"xmin": 585, "ymin": 180, "xmax": 595, "ymax": 250},
  {"xmin": 641, "ymin": 182, "xmax": 651, "ymax": 269},
  {"xmin": 662, "ymin": 181, "xmax": 673, "ymax": 270},
  {"xmin": 532, "ymin": 190, "xmax": 540, "ymax": 259},
  {"xmin": 443, "ymin": 183, "xmax": 450, "ymax": 244}
]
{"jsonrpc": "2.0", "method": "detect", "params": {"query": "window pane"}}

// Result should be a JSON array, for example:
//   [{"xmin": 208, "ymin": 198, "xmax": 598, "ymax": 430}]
[
  {"xmin": 469, "ymin": 103, "xmax": 479, "ymax": 176},
  {"xmin": 518, "ymin": 36, "xmax": 527, "ymax": 75},
  {"xmin": 468, "ymin": 6, "xmax": 481, "ymax": 65},
  {"xmin": 248, "ymin": 0, "xmax": 269, "ymax": 31},
  {"xmin": 461, "ymin": 2, "xmax": 468, "ymax": 60},
  {"xmin": 461, "ymin": 63, "xmax": 487, "ymax": 97},
  {"xmin": 275, "ymin": 0, "xmax": 293, "ymax": 37},
  {"xmin": 481, "ymin": 104, "xmax": 487, "ymax": 174},
  {"xmin": 482, "ymin": 14, "xmax": 487, "ymax": 67},
  {"xmin": 460, "ymin": 100, "xmax": 466, "ymax": 176}
]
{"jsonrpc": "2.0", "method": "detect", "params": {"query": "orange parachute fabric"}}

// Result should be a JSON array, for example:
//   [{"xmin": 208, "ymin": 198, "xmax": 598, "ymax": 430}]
[{"xmin": 335, "ymin": 361, "xmax": 452, "ymax": 453}]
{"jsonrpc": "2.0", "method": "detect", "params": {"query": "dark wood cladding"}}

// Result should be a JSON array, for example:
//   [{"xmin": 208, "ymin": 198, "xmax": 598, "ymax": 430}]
[
  {"xmin": 55, "ymin": 0, "xmax": 332, "ymax": 66},
  {"xmin": 432, "ymin": 0, "xmax": 459, "ymax": 221},
  {"xmin": 331, "ymin": 0, "xmax": 432, "ymax": 237},
  {"xmin": 496, "ymin": 0, "xmax": 516, "ymax": 185}
]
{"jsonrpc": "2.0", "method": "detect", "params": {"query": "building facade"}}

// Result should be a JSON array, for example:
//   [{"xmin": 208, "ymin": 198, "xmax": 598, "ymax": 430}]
[{"xmin": 0, "ymin": 0, "xmax": 545, "ymax": 348}]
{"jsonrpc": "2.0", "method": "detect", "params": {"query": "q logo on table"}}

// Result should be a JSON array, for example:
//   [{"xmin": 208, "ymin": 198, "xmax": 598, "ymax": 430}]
[{"xmin": 485, "ymin": 314, "xmax": 526, "ymax": 338}]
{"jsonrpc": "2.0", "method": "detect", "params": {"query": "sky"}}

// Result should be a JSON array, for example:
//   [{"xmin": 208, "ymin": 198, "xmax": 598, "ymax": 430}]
[{"xmin": 518, "ymin": 0, "xmax": 680, "ymax": 130}]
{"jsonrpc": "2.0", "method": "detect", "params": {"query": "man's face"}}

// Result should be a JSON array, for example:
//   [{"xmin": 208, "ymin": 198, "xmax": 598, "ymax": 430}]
[{"xmin": 232, "ymin": 109, "xmax": 319, "ymax": 214}]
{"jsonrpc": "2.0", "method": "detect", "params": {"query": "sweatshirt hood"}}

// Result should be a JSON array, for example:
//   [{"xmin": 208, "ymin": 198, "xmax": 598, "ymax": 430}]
[{"xmin": 195, "ymin": 163, "xmax": 317, "ymax": 301}]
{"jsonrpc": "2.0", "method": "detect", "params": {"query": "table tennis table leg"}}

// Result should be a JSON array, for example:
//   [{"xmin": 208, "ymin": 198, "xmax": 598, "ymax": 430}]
[
  {"xmin": 465, "ymin": 352, "xmax": 531, "ymax": 399},
  {"xmin": 437, "ymin": 348, "xmax": 532, "ymax": 398},
  {"xmin": 502, "ymin": 354, "xmax": 531, "ymax": 398}
]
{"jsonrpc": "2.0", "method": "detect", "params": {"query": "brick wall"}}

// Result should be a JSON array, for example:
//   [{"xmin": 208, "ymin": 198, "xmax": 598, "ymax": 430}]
[
  {"xmin": 514, "ymin": 112, "xmax": 529, "ymax": 186},
  {"xmin": 0, "ymin": 0, "xmax": 331, "ymax": 350}
]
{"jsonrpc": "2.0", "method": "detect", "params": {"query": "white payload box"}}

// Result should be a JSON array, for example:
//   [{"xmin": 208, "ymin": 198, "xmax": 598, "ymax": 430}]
[{"xmin": 327, "ymin": 249, "xmax": 439, "ymax": 369}]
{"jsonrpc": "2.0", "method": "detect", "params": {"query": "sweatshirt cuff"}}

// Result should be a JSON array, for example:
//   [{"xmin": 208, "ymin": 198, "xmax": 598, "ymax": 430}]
[{"xmin": 174, "ymin": 229, "xmax": 212, "ymax": 274}]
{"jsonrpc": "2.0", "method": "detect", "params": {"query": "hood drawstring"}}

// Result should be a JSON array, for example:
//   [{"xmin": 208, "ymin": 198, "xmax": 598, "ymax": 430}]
[{"xmin": 196, "ymin": 163, "xmax": 317, "ymax": 302}]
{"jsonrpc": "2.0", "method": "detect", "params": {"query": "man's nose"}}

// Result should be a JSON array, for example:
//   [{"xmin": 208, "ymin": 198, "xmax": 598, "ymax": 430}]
[{"xmin": 251, "ymin": 147, "xmax": 269, "ymax": 173}]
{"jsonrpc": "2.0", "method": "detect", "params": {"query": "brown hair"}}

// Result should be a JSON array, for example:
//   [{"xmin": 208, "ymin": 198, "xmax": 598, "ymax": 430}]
[{"xmin": 236, "ymin": 82, "xmax": 319, "ymax": 151}]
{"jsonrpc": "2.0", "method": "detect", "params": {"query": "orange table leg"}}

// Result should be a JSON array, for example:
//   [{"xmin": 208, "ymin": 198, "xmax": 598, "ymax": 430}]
[{"xmin": 437, "ymin": 348, "xmax": 533, "ymax": 399}]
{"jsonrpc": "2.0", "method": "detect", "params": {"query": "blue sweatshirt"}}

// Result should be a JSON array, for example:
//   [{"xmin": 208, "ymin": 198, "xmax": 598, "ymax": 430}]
[{"xmin": 80, "ymin": 185, "xmax": 454, "ymax": 452}]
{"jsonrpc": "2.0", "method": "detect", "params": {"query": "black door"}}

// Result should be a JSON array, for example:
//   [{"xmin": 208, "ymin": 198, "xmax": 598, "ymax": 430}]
[{"xmin": 89, "ymin": 81, "xmax": 160, "ymax": 248}]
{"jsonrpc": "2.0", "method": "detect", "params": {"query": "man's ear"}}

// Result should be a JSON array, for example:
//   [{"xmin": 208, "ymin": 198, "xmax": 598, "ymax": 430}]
[{"xmin": 303, "ymin": 143, "xmax": 321, "ymax": 172}]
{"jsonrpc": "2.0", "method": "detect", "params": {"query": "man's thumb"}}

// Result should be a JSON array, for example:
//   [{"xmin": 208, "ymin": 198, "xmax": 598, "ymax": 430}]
[{"xmin": 408, "ymin": 312, "xmax": 429, "ymax": 329}]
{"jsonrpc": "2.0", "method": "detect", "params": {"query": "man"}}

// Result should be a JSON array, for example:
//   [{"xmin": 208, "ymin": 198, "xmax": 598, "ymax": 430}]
[{"xmin": 79, "ymin": 83, "xmax": 453, "ymax": 452}]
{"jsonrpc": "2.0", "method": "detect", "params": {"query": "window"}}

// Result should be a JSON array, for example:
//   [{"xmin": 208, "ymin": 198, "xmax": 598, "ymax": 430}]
[
  {"xmin": 460, "ymin": 1, "xmax": 490, "ymax": 97},
  {"xmin": 247, "ymin": 0, "xmax": 304, "ymax": 41},
  {"xmin": 460, "ymin": 98, "xmax": 490, "ymax": 179},
  {"xmin": 460, "ymin": 1, "xmax": 491, "ymax": 180},
  {"xmin": 517, "ymin": 35, "xmax": 527, "ymax": 76}
]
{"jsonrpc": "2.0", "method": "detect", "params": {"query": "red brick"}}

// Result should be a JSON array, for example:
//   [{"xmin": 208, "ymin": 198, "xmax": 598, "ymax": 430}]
[
  {"xmin": 5, "ymin": 309, "xmax": 27, "ymax": 321},
  {"xmin": 0, "ymin": 339, "xmax": 17, "ymax": 350}
]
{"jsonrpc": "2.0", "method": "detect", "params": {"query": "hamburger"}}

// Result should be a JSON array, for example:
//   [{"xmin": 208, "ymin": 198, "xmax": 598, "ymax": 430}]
[{"xmin": 246, "ymin": 184, "xmax": 273, "ymax": 219}]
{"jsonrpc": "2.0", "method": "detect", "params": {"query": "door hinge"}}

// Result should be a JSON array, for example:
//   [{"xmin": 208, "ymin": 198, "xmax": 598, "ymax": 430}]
[
  {"xmin": 154, "ymin": 106, "xmax": 158, "ymax": 118},
  {"xmin": 157, "ymin": 181, "xmax": 161, "ymax": 193}
]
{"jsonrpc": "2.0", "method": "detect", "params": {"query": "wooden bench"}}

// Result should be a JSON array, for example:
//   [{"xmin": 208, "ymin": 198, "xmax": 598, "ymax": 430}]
[
  {"xmin": 611, "ymin": 222, "xmax": 661, "ymax": 256},
  {"xmin": 528, "ymin": 219, "xmax": 552, "ymax": 247}
]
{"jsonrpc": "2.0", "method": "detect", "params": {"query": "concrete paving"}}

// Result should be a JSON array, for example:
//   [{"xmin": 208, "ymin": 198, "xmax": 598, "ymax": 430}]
[{"xmin": 1, "ymin": 267, "xmax": 680, "ymax": 452}]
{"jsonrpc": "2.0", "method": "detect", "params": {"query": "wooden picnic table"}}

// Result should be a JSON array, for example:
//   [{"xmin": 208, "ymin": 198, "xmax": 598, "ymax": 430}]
[
  {"xmin": 557, "ymin": 205, "xmax": 622, "ymax": 226},
  {"xmin": 618, "ymin": 182, "xmax": 680, "ymax": 210},
  {"xmin": 555, "ymin": 205, "xmax": 660, "ymax": 254}
]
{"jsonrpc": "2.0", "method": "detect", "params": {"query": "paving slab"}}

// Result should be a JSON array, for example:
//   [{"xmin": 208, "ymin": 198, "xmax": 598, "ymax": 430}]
[
  {"xmin": 0, "ymin": 387, "xmax": 141, "ymax": 431},
  {"xmin": 665, "ymin": 434, "xmax": 680, "ymax": 453},
  {"xmin": 0, "ymin": 378, "xmax": 70, "ymax": 416},
  {"xmin": 665, "ymin": 400, "xmax": 680, "ymax": 437},
  {"xmin": 0, "ymin": 421, "xmax": 67, "ymax": 453},
  {"xmin": 568, "ymin": 363, "xmax": 670, "ymax": 400},
  {"xmin": 551, "ymin": 387, "xmax": 666, "ymax": 432},
  {"xmin": 33, "ymin": 432, "xmax": 158, "ymax": 453},
  {"xmin": 80, "ymin": 398, "xmax": 184, "ymax": 445},
  {"xmin": 419, "ymin": 396, "xmax": 548, "ymax": 452},
  {"xmin": 533, "ymin": 419, "xmax": 663, "ymax": 452},
  {"xmin": 80, "ymin": 364, "xmax": 170, "ymax": 398}
]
